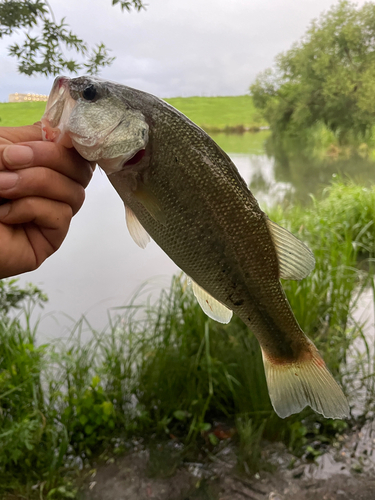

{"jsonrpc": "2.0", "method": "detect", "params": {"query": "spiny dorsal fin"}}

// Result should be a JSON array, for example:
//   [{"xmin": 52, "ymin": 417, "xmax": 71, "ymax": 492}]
[
  {"xmin": 266, "ymin": 219, "xmax": 315, "ymax": 280},
  {"xmin": 190, "ymin": 279, "xmax": 233, "ymax": 324},
  {"xmin": 261, "ymin": 344, "xmax": 349, "ymax": 419},
  {"xmin": 134, "ymin": 183, "xmax": 166, "ymax": 225},
  {"xmin": 125, "ymin": 205, "xmax": 150, "ymax": 249}
]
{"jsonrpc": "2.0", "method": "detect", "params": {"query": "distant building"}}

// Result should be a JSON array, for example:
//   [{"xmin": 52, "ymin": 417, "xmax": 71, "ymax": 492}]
[{"xmin": 9, "ymin": 93, "xmax": 49, "ymax": 103}]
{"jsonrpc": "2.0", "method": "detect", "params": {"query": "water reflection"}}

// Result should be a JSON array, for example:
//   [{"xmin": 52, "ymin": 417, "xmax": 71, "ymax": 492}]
[
  {"xmin": 15, "ymin": 132, "xmax": 375, "ymax": 339},
  {"xmin": 231, "ymin": 154, "xmax": 293, "ymax": 208},
  {"xmin": 264, "ymin": 135, "xmax": 375, "ymax": 205}
]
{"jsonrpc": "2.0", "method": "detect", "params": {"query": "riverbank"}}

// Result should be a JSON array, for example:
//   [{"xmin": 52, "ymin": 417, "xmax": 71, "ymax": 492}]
[{"xmin": 1, "ymin": 180, "xmax": 375, "ymax": 499}]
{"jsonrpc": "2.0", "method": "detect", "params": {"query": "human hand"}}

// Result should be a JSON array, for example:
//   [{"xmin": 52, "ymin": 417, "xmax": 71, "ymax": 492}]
[{"xmin": 0, "ymin": 124, "xmax": 94, "ymax": 279}]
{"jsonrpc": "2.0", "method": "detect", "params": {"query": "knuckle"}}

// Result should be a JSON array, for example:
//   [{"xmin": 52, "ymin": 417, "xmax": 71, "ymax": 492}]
[
  {"xmin": 62, "ymin": 202, "xmax": 74, "ymax": 223},
  {"xmin": 21, "ymin": 196, "xmax": 37, "ymax": 212},
  {"xmin": 73, "ymin": 186, "xmax": 86, "ymax": 213},
  {"xmin": 18, "ymin": 167, "xmax": 50, "ymax": 195}
]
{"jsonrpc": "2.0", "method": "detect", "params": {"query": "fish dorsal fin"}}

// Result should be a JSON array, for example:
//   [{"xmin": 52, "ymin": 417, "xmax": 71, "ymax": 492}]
[
  {"xmin": 190, "ymin": 279, "xmax": 233, "ymax": 324},
  {"xmin": 134, "ymin": 183, "xmax": 166, "ymax": 225},
  {"xmin": 266, "ymin": 219, "xmax": 315, "ymax": 280},
  {"xmin": 125, "ymin": 205, "xmax": 150, "ymax": 249}
]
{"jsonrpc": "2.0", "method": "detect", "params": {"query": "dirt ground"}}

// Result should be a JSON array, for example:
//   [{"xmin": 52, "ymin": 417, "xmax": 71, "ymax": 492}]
[{"xmin": 81, "ymin": 423, "xmax": 375, "ymax": 500}]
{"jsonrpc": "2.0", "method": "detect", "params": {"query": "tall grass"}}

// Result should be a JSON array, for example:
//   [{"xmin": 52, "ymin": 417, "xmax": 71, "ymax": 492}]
[
  {"xmin": 1, "ymin": 180, "xmax": 375, "ymax": 498},
  {"xmin": 268, "ymin": 180, "xmax": 375, "ymax": 399}
]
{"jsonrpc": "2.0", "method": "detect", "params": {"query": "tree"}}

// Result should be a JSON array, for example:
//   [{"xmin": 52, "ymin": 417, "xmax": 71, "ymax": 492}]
[
  {"xmin": 250, "ymin": 1, "xmax": 375, "ymax": 143},
  {"xmin": 0, "ymin": 0, "xmax": 145, "ymax": 76}
]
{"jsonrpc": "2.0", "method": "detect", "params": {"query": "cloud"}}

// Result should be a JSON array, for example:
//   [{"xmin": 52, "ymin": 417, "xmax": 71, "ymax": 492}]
[{"xmin": 0, "ymin": 0, "xmax": 369, "ymax": 101}]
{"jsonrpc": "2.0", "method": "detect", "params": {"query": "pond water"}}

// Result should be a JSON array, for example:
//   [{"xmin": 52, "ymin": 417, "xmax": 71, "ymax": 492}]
[{"xmin": 15, "ymin": 131, "xmax": 375, "ymax": 339}]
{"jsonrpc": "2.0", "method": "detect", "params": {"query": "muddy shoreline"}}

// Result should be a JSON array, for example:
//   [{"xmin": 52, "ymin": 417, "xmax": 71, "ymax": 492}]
[{"xmin": 81, "ymin": 422, "xmax": 375, "ymax": 500}]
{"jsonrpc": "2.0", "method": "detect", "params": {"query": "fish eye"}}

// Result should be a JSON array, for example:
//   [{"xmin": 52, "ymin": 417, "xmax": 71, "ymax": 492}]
[{"xmin": 82, "ymin": 84, "xmax": 97, "ymax": 101}]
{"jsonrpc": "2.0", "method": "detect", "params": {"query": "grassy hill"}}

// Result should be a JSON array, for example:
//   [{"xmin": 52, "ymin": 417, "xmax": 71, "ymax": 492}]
[
  {"xmin": 165, "ymin": 95, "xmax": 266, "ymax": 131},
  {"xmin": 0, "ymin": 102, "xmax": 47, "ymax": 127},
  {"xmin": 0, "ymin": 95, "xmax": 267, "ymax": 130}
]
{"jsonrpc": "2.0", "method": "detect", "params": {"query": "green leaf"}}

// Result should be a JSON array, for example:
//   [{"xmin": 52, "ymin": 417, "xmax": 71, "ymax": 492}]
[
  {"xmin": 79, "ymin": 414, "xmax": 88, "ymax": 426},
  {"xmin": 208, "ymin": 433, "xmax": 219, "ymax": 446},
  {"xmin": 199, "ymin": 422, "xmax": 211, "ymax": 432},
  {"xmin": 173, "ymin": 410, "xmax": 190, "ymax": 421},
  {"xmin": 102, "ymin": 401, "xmax": 114, "ymax": 416},
  {"xmin": 84, "ymin": 424, "xmax": 94, "ymax": 435}
]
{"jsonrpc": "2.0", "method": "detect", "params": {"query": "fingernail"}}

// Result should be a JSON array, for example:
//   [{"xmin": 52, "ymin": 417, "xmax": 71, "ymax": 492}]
[
  {"xmin": 0, "ymin": 172, "xmax": 19, "ymax": 189},
  {"xmin": 0, "ymin": 203, "xmax": 10, "ymax": 218},
  {"xmin": 3, "ymin": 145, "xmax": 34, "ymax": 166}
]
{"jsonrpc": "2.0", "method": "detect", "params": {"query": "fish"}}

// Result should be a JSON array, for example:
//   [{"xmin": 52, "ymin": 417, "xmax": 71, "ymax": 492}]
[{"xmin": 41, "ymin": 75, "xmax": 349, "ymax": 420}]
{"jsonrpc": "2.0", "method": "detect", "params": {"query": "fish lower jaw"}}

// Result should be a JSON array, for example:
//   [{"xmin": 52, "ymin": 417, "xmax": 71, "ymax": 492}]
[{"xmin": 41, "ymin": 120, "xmax": 74, "ymax": 148}]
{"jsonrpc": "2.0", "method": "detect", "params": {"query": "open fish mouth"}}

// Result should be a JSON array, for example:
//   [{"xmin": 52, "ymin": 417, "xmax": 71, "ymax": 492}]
[{"xmin": 41, "ymin": 76, "xmax": 77, "ymax": 148}]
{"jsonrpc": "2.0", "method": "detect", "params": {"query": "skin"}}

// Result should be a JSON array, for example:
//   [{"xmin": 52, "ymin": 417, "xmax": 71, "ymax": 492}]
[{"xmin": 0, "ymin": 123, "xmax": 94, "ymax": 279}]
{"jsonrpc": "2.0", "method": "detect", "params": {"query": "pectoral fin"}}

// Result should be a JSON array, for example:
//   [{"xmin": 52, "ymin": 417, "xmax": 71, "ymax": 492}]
[
  {"xmin": 190, "ymin": 279, "xmax": 233, "ymax": 324},
  {"xmin": 125, "ymin": 205, "xmax": 150, "ymax": 249},
  {"xmin": 134, "ymin": 183, "xmax": 166, "ymax": 225},
  {"xmin": 266, "ymin": 219, "xmax": 315, "ymax": 280}
]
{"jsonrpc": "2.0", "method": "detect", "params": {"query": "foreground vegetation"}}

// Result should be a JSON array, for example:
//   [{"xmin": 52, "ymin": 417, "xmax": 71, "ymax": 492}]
[
  {"xmin": 0, "ymin": 95, "xmax": 266, "ymax": 132},
  {"xmin": 1, "ymin": 179, "xmax": 375, "ymax": 498}
]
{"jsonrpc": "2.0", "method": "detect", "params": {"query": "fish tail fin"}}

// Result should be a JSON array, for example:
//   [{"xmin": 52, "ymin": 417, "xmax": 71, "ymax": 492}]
[{"xmin": 261, "ymin": 344, "xmax": 349, "ymax": 419}]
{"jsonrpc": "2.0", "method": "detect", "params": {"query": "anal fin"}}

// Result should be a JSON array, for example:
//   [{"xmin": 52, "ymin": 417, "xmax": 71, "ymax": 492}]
[
  {"xmin": 261, "ymin": 345, "xmax": 349, "ymax": 419},
  {"xmin": 190, "ymin": 279, "xmax": 233, "ymax": 324}
]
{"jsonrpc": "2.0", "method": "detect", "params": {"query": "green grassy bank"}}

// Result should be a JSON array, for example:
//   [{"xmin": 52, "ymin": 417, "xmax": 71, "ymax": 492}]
[
  {"xmin": 1, "ymin": 180, "xmax": 374, "ymax": 499},
  {"xmin": 0, "ymin": 95, "xmax": 267, "ymax": 131}
]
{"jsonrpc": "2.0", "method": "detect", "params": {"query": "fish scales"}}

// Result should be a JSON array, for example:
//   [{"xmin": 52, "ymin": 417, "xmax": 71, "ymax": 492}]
[
  {"xmin": 111, "ymin": 96, "xmax": 302, "ymax": 361},
  {"xmin": 41, "ymin": 76, "xmax": 350, "ymax": 420}
]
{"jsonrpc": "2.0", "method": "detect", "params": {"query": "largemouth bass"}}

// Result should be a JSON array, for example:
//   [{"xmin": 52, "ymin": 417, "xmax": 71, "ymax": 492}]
[{"xmin": 41, "ymin": 76, "xmax": 349, "ymax": 419}]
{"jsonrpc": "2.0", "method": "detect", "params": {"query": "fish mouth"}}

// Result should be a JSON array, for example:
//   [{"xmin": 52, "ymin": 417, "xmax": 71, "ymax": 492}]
[{"xmin": 41, "ymin": 76, "xmax": 77, "ymax": 148}]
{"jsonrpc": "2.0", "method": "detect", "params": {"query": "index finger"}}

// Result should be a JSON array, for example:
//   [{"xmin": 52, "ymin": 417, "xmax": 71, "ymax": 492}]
[
  {"xmin": 0, "ymin": 124, "xmax": 42, "ymax": 145},
  {"xmin": 1, "ymin": 141, "xmax": 94, "ymax": 189}
]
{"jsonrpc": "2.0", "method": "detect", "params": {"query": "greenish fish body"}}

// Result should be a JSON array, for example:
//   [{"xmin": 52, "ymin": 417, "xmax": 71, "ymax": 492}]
[{"xmin": 41, "ymin": 76, "xmax": 349, "ymax": 419}]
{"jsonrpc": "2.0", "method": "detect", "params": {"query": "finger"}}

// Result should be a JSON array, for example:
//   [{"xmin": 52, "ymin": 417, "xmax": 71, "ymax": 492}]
[
  {"xmin": 0, "ymin": 167, "xmax": 86, "ymax": 215},
  {"xmin": 0, "ymin": 197, "xmax": 72, "ymax": 269},
  {"xmin": 0, "ymin": 124, "xmax": 42, "ymax": 145},
  {"xmin": 0, "ymin": 197, "xmax": 72, "ymax": 238},
  {"xmin": 1, "ymin": 142, "xmax": 94, "ymax": 188}
]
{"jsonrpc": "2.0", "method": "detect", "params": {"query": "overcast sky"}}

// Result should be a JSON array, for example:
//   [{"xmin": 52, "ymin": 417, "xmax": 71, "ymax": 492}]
[{"xmin": 0, "ymin": 0, "xmax": 368, "ymax": 102}]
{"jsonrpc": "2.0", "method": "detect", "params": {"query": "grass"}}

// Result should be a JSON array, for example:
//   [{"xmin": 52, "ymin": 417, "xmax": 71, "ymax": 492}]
[
  {"xmin": 211, "ymin": 130, "xmax": 270, "ymax": 155},
  {"xmin": 0, "ymin": 96, "xmax": 267, "ymax": 132},
  {"xmin": 1, "ymin": 179, "xmax": 375, "ymax": 498},
  {"xmin": 0, "ymin": 102, "xmax": 47, "ymax": 127},
  {"xmin": 165, "ymin": 95, "xmax": 267, "ymax": 131}
]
